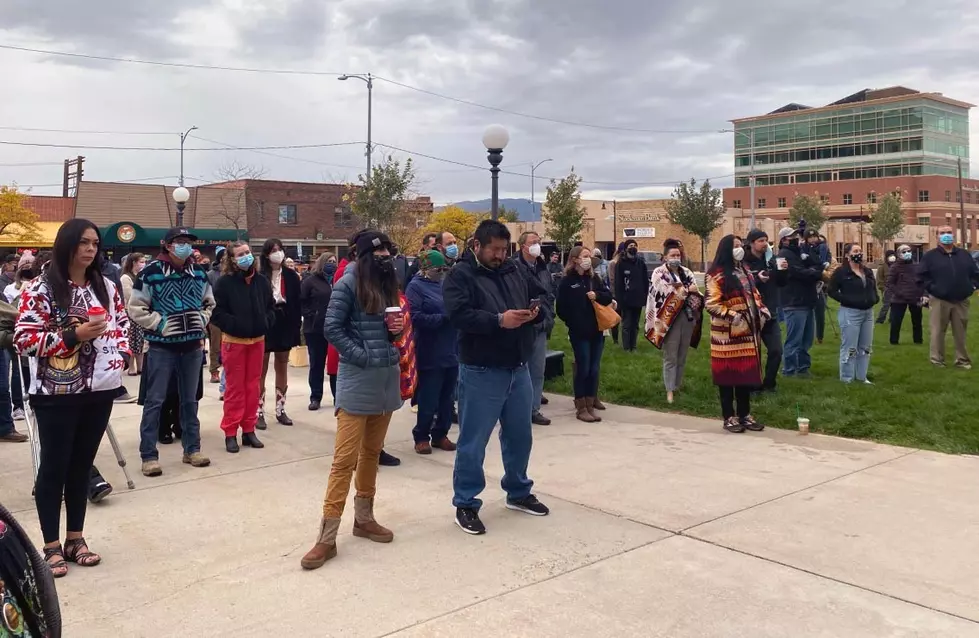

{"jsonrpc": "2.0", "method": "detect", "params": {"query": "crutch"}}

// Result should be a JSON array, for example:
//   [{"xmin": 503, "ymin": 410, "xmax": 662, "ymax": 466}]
[
  {"xmin": 18, "ymin": 355, "xmax": 41, "ymax": 494},
  {"xmin": 104, "ymin": 422, "xmax": 135, "ymax": 490}
]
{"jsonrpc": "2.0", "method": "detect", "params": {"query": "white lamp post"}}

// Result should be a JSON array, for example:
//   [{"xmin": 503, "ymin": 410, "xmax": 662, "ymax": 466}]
[
  {"xmin": 173, "ymin": 186, "xmax": 190, "ymax": 226},
  {"xmin": 482, "ymin": 125, "xmax": 510, "ymax": 220}
]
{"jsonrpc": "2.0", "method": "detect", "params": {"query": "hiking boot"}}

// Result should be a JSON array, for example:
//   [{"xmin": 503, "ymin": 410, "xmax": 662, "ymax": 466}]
[
  {"xmin": 455, "ymin": 507, "xmax": 486, "ymax": 535},
  {"xmin": 585, "ymin": 398, "xmax": 603, "ymax": 422},
  {"xmin": 242, "ymin": 432, "xmax": 264, "ymax": 448},
  {"xmin": 432, "ymin": 437, "xmax": 457, "ymax": 452},
  {"xmin": 0, "ymin": 430, "xmax": 27, "ymax": 443},
  {"xmin": 300, "ymin": 518, "xmax": 340, "ymax": 570},
  {"xmin": 414, "ymin": 441, "xmax": 433, "ymax": 455},
  {"xmin": 141, "ymin": 460, "xmax": 163, "ymax": 477},
  {"xmin": 532, "ymin": 411, "xmax": 552, "ymax": 426},
  {"xmin": 352, "ymin": 497, "xmax": 394, "ymax": 543},
  {"xmin": 379, "ymin": 450, "xmax": 401, "ymax": 467},
  {"xmin": 506, "ymin": 494, "xmax": 550, "ymax": 517},
  {"xmin": 225, "ymin": 436, "xmax": 240, "ymax": 454},
  {"xmin": 592, "ymin": 397, "xmax": 607, "ymax": 410},
  {"xmin": 575, "ymin": 398, "xmax": 597, "ymax": 423},
  {"xmin": 723, "ymin": 417, "xmax": 746, "ymax": 433},
  {"xmin": 182, "ymin": 452, "xmax": 211, "ymax": 468}
]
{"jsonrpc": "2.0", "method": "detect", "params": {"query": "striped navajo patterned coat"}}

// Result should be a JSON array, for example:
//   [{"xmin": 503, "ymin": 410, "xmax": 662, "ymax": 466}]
[
  {"xmin": 128, "ymin": 254, "xmax": 214, "ymax": 346},
  {"xmin": 704, "ymin": 266, "xmax": 770, "ymax": 387}
]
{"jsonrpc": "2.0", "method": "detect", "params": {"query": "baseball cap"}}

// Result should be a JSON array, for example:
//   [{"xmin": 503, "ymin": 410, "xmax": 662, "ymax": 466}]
[
  {"xmin": 354, "ymin": 230, "xmax": 394, "ymax": 257},
  {"xmin": 777, "ymin": 227, "xmax": 799, "ymax": 242},
  {"xmin": 164, "ymin": 227, "xmax": 198, "ymax": 243}
]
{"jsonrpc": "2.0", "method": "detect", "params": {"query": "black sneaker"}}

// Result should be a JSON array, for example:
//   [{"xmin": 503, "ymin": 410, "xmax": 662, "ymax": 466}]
[
  {"xmin": 88, "ymin": 478, "xmax": 112, "ymax": 504},
  {"xmin": 379, "ymin": 450, "xmax": 401, "ymax": 467},
  {"xmin": 505, "ymin": 495, "xmax": 550, "ymax": 517},
  {"xmin": 308, "ymin": 400, "xmax": 321, "ymax": 411},
  {"xmin": 455, "ymin": 507, "xmax": 486, "ymax": 535},
  {"xmin": 532, "ymin": 411, "xmax": 552, "ymax": 426}
]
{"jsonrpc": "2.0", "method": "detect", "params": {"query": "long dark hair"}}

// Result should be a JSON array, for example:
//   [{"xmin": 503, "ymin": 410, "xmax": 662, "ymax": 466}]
[
  {"xmin": 709, "ymin": 234, "xmax": 744, "ymax": 294},
  {"xmin": 46, "ymin": 218, "xmax": 110, "ymax": 310},
  {"xmin": 122, "ymin": 252, "xmax": 145, "ymax": 279},
  {"xmin": 259, "ymin": 238, "xmax": 283, "ymax": 277},
  {"xmin": 355, "ymin": 251, "xmax": 399, "ymax": 315}
]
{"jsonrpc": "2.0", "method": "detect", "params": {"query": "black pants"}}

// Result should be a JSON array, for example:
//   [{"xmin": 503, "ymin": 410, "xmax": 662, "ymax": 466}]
[
  {"xmin": 814, "ymin": 294, "xmax": 826, "ymax": 342},
  {"xmin": 718, "ymin": 385, "xmax": 751, "ymax": 420},
  {"xmin": 760, "ymin": 319, "xmax": 783, "ymax": 389},
  {"xmin": 305, "ymin": 332, "xmax": 328, "ymax": 402},
  {"xmin": 620, "ymin": 306, "xmax": 642, "ymax": 351},
  {"xmin": 412, "ymin": 366, "xmax": 458, "ymax": 443},
  {"xmin": 890, "ymin": 303, "xmax": 923, "ymax": 344},
  {"xmin": 329, "ymin": 374, "xmax": 337, "ymax": 401},
  {"xmin": 34, "ymin": 398, "xmax": 114, "ymax": 543}
]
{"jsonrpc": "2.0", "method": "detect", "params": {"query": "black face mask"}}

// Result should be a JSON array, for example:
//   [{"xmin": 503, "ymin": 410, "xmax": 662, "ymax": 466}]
[
  {"xmin": 626, "ymin": 247, "xmax": 638, "ymax": 256},
  {"xmin": 323, "ymin": 263, "xmax": 337, "ymax": 277},
  {"xmin": 373, "ymin": 254, "xmax": 395, "ymax": 274},
  {"xmin": 850, "ymin": 254, "xmax": 863, "ymax": 264},
  {"xmin": 20, "ymin": 269, "xmax": 35, "ymax": 280},
  {"xmin": 788, "ymin": 239, "xmax": 800, "ymax": 249}
]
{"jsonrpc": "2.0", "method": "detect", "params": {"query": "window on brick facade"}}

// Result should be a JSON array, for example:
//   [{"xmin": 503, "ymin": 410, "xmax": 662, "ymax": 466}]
[
  {"xmin": 777, "ymin": 197, "xmax": 786, "ymax": 208},
  {"xmin": 867, "ymin": 192, "xmax": 877, "ymax": 204},
  {"xmin": 945, "ymin": 190, "xmax": 952, "ymax": 202},
  {"xmin": 732, "ymin": 199, "xmax": 741, "ymax": 209},
  {"xmin": 918, "ymin": 190, "xmax": 929, "ymax": 202},
  {"xmin": 835, "ymin": 242, "xmax": 844, "ymax": 262},
  {"xmin": 843, "ymin": 193, "xmax": 853, "ymax": 205},
  {"xmin": 757, "ymin": 198, "xmax": 766, "ymax": 209},
  {"xmin": 917, "ymin": 215, "xmax": 930, "ymax": 225},
  {"xmin": 334, "ymin": 205, "xmax": 354, "ymax": 227},
  {"xmin": 956, "ymin": 191, "xmax": 961, "ymax": 202},
  {"xmin": 866, "ymin": 243, "xmax": 875, "ymax": 262},
  {"xmin": 820, "ymin": 194, "xmax": 830, "ymax": 204},
  {"xmin": 968, "ymin": 192, "xmax": 974, "ymax": 204},
  {"xmin": 278, "ymin": 204, "xmax": 297, "ymax": 225}
]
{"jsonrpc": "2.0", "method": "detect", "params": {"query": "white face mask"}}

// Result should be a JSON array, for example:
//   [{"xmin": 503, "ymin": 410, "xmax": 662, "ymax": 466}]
[
  {"xmin": 269, "ymin": 250, "xmax": 285, "ymax": 265},
  {"xmin": 527, "ymin": 243, "xmax": 542, "ymax": 258},
  {"xmin": 580, "ymin": 258, "xmax": 592, "ymax": 270},
  {"xmin": 732, "ymin": 247, "xmax": 745, "ymax": 262}
]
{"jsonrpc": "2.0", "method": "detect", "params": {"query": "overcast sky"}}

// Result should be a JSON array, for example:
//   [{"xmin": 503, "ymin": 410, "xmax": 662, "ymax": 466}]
[{"xmin": 2, "ymin": 0, "xmax": 978, "ymax": 207}]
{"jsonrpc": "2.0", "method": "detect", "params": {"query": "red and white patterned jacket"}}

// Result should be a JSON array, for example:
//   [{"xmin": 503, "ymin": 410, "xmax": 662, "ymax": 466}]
[{"xmin": 14, "ymin": 276, "xmax": 131, "ymax": 397}]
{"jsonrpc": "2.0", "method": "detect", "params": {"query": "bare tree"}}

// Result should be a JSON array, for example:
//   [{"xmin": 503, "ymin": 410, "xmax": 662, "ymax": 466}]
[{"xmin": 214, "ymin": 160, "xmax": 267, "ymax": 238}]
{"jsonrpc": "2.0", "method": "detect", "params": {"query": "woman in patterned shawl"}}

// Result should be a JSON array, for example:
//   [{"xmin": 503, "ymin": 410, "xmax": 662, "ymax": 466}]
[
  {"xmin": 704, "ymin": 235, "xmax": 770, "ymax": 434},
  {"xmin": 644, "ymin": 238, "xmax": 702, "ymax": 404}
]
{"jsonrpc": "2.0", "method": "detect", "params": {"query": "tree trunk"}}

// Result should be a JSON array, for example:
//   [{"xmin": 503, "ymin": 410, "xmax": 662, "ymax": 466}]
[{"xmin": 700, "ymin": 237, "xmax": 706, "ymax": 272}]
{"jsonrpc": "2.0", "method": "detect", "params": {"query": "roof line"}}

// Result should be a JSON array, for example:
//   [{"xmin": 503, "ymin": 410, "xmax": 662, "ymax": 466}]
[{"xmin": 731, "ymin": 92, "xmax": 975, "ymax": 124}]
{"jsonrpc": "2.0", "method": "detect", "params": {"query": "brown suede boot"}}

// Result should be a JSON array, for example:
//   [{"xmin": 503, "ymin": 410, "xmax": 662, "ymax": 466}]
[
  {"xmin": 592, "ymin": 396, "xmax": 607, "ymax": 410},
  {"xmin": 352, "ymin": 497, "xmax": 394, "ymax": 543},
  {"xmin": 575, "ymin": 398, "xmax": 598, "ymax": 423},
  {"xmin": 300, "ymin": 518, "xmax": 340, "ymax": 570},
  {"xmin": 585, "ymin": 397, "xmax": 603, "ymax": 422}
]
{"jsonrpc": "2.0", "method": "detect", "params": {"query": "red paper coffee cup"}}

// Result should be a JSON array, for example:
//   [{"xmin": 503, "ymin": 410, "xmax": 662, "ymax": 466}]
[{"xmin": 88, "ymin": 307, "xmax": 107, "ymax": 321}]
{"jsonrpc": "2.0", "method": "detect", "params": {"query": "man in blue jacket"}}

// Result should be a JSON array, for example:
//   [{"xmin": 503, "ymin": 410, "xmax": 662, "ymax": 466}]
[
  {"xmin": 918, "ymin": 224, "xmax": 979, "ymax": 368},
  {"xmin": 443, "ymin": 220, "xmax": 549, "ymax": 536}
]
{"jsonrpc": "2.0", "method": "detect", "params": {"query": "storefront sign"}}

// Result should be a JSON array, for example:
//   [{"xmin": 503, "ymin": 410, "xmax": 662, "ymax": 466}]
[
  {"xmin": 117, "ymin": 224, "xmax": 136, "ymax": 243},
  {"xmin": 618, "ymin": 212, "xmax": 663, "ymax": 223},
  {"xmin": 623, "ymin": 227, "xmax": 655, "ymax": 238}
]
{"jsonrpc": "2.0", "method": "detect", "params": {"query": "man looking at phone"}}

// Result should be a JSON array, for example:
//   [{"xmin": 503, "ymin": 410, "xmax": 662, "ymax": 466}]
[
  {"xmin": 512, "ymin": 231, "xmax": 555, "ymax": 426},
  {"xmin": 744, "ymin": 229, "xmax": 787, "ymax": 392},
  {"xmin": 443, "ymin": 220, "xmax": 550, "ymax": 535}
]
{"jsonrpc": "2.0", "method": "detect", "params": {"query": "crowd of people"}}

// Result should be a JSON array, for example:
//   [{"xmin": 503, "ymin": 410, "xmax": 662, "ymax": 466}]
[{"xmin": 0, "ymin": 213, "xmax": 976, "ymax": 609}]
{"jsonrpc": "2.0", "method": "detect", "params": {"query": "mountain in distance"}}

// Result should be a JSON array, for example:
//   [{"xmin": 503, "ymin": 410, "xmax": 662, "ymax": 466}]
[{"xmin": 448, "ymin": 198, "xmax": 542, "ymax": 222}]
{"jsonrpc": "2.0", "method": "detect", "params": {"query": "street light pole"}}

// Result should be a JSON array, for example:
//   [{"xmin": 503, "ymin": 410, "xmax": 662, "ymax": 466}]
[
  {"xmin": 339, "ymin": 73, "xmax": 374, "ymax": 180},
  {"xmin": 179, "ymin": 126, "xmax": 198, "ymax": 188},
  {"xmin": 531, "ymin": 158, "xmax": 553, "ymax": 219},
  {"xmin": 482, "ymin": 125, "xmax": 510, "ymax": 220}
]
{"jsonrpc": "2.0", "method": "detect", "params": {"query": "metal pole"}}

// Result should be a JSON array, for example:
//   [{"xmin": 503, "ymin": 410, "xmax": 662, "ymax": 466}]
[
  {"xmin": 366, "ymin": 73, "xmax": 373, "ymax": 181},
  {"xmin": 613, "ymin": 200, "xmax": 617, "ymax": 247},
  {"xmin": 531, "ymin": 164, "xmax": 535, "ymax": 216},
  {"xmin": 179, "ymin": 126, "xmax": 197, "ymax": 188},
  {"xmin": 487, "ymin": 149, "xmax": 504, "ymax": 220},
  {"xmin": 958, "ymin": 157, "xmax": 967, "ymax": 246},
  {"xmin": 749, "ymin": 127, "xmax": 756, "ymax": 230}
]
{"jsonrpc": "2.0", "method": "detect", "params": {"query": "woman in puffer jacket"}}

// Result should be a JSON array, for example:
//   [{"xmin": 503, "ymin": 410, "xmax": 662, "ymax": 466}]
[
  {"xmin": 301, "ymin": 231, "xmax": 404, "ymax": 571},
  {"xmin": 886, "ymin": 243, "xmax": 925, "ymax": 345}
]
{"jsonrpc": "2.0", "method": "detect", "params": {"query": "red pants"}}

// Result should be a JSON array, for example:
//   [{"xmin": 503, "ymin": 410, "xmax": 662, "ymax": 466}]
[{"xmin": 220, "ymin": 340, "xmax": 265, "ymax": 436}]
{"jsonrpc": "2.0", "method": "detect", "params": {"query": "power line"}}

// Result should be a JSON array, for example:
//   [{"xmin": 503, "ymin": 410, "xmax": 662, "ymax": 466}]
[
  {"xmin": 189, "ymin": 134, "xmax": 367, "ymax": 171},
  {"xmin": 0, "ymin": 43, "xmax": 721, "ymax": 136},
  {"xmin": 0, "ymin": 139, "xmax": 364, "ymax": 151},
  {"xmin": 0, "ymin": 125, "xmax": 176, "ymax": 135},
  {"xmin": 0, "ymin": 161, "xmax": 65, "ymax": 167}
]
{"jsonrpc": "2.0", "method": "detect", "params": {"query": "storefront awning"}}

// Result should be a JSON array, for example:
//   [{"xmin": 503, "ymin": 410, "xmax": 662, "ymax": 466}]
[
  {"xmin": 0, "ymin": 222, "xmax": 64, "ymax": 248},
  {"xmin": 101, "ymin": 222, "xmax": 247, "ymax": 248}
]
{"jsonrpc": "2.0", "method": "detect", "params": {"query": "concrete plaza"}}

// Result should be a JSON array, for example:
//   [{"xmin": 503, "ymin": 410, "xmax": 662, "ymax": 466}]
[{"xmin": 0, "ymin": 368, "xmax": 977, "ymax": 637}]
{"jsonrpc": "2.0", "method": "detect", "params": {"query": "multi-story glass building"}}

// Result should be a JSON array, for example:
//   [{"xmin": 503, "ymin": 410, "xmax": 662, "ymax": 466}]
[{"xmin": 732, "ymin": 86, "xmax": 971, "ymax": 187}]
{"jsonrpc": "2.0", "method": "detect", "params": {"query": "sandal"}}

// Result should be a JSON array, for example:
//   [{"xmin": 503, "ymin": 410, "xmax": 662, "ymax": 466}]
[
  {"xmin": 43, "ymin": 545, "xmax": 68, "ymax": 578},
  {"xmin": 64, "ymin": 537, "xmax": 102, "ymax": 567}
]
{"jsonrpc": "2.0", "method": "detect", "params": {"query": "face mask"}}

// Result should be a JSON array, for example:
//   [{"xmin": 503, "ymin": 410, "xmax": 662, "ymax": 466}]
[
  {"xmin": 887, "ymin": 255, "xmax": 896, "ymax": 264},
  {"xmin": 236, "ymin": 253, "xmax": 255, "ymax": 270},
  {"xmin": 269, "ymin": 250, "xmax": 285, "ymax": 265},
  {"xmin": 667, "ymin": 259, "xmax": 682, "ymax": 269},
  {"xmin": 591, "ymin": 257, "xmax": 602, "ymax": 269},
  {"xmin": 732, "ymin": 247, "xmax": 745, "ymax": 262},
  {"xmin": 20, "ymin": 269, "xmax": 35, "ymax": 280},
  {"xmin": 324, "ymin": 263, "xmax": 337, "ymax": 276},
  {"xmin": 789, "ymin": 239, "xmax": 800, "ymax": 249},
  {"xmin": 527, "ymin": 243, "xmax": 541, "ymax": 258},
  {"xmin": 374, "ymin": 254, "xmax": 395, "ymax": 273},
  {"xmin": 764, "ymin": 245, "xmax": 774, "ymax": 262},
  {"xmin": 172, "ymin": 243, "xmax": 193, "ymax": 260},
  {"xmin": 850, "ymin": 254, "xmax": 863, "ymax": 264},
  {"xmin": 902, "ymin": 252, "xmax": 913, "ymax": 261},
  {"xmin": 626, "ymin": 246, "xmax": 637, "ymax": 256},
  {"xmin": 444, "ymin": 244, "xmax": 459, "ymax": 259},
  {"xmin": 579, "ymin": 257, "xmax": 592, "ymax": 270},
  {"xmin": 940, "ymin": 233, "xmax": 955, "ymax": 245}
]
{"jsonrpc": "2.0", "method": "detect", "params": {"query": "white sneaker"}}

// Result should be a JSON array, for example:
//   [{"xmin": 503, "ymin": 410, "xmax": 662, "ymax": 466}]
[{"xmin": 12, "ymin": 408, "xmax": 25, "ymax": 421}]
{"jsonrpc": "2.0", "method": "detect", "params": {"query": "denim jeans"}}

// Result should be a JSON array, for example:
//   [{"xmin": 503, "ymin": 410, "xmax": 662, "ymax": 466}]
[
  {"xmin": 0, "ymin": 350, "xmax": 15, "ymax": 436},
  {"xmin": 782, "ymin": 307, "xmax": 815, "ymax": 375},
  {"xmin": 139, "ymin": 346, "xmax": 204, "ymax": 461},
  {"xmin": 413, "ymin": 366, "xmax": 458, "ymax": 443},
  {"xmin": 570, "ymin": 334, "xmax": 605, "ymax": 398},
  {"xmin": 839, "ymin": 307, "xmax": 874, "ymax": 382},
  {"xmin": 529, "ymin": 332, "xmax": 547, "ymax": 412},
  {"xmin": 452, "ymin": 364, "xmax": 534, "ymax": 510}
]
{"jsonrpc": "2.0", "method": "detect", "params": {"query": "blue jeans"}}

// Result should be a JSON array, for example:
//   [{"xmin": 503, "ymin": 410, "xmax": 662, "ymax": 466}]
[
  {"xmin": 529, "ymin": 332, "xmax": 547, "ymax": 412},
  {"xmin": 452, "ymin": 364, "xmax": 534, "ymax": 510},
  {"xmin": 570, "ymin": 334, "xmax": 605, "ymax": 398},
  {"xmin": 839, "ymin": 307, "xmax": 874, "ymax": 382},
  {"xmin": 413, "ymin": 366, "xmax": 458, "ymax": 443},
  {"xmin": 0, "ymin": 350, "xmax": 15, "ymax": 436},
  {"xmin": 139, "ymin": 346, "xmax": 203, "ymax": 461},
  {"xmin": 782, "ymin": 307, "xmax": 815, "ymax": 375}
]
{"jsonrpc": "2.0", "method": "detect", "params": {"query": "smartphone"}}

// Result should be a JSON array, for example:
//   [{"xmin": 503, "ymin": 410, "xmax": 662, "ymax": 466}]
[{"xmin": 529, "ymin": 299, "xmax": 541, "ymax": 312}]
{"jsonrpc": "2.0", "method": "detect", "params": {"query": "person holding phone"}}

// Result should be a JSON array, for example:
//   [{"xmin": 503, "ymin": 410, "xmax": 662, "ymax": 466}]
[
  {"xmin": 512, "ymin": 231, "xmax": 555, "ymax": 426},
  {"xmin": 743, "ymin": 229, "xmax": 787, "ymax": 393},
  {"xmin": 557, "ymin": 246, "xmax": 614, "ymax": 421}
]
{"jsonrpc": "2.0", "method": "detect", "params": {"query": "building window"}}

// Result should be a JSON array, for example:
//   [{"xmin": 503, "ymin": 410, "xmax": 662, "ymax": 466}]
[
  {"xmin": 820, "ymin": 194, "xmax": 830, "ymax": 204},
  {"xmin": 278, "ymin": 204, "xmax": 297, "ymax": 225},
  {"xmin": 956, "ymin": 191, "xmax": 962, "ymax": 203},
  {"xmin": 918, "ymin": 190, "xmax": 929, "ymax": 203},
  {"xmin": 968, "ymin": 192, "xmax": 974, "ymax": 204},
  {"xmin": 867, "ymin": 192, "xmax": 877, "ymax": 204},
  {"xmin": 334, "ymin": 205, "xmax": 353, "ymax": 227},
  {"xmin": 866, "ymin": 243, "xmax": 875, "ymax": 263},
  {"xmin": 945, "ymin": 190, "xmax": 952, "ymax": 202},
  {"xmin": 732, "ymin": 199, "xmax": 741, "ymax": 209},
  {"xmin": 777, "ymin": 197, "xmax": 786, "ymax": 208},
  {"xmin": 843, "ymin": 193, "xmax": 853, "ymax": 205},
  {"xmin": 757, "ymin": 198, "xmax": 766, "ymax": 209},
  {"xmin": 835, "ymin": 242, "xmax": 845, "ymax": 262},
  {"xmin": 917, "ymin": 215, "xmax": 930, "ymax": 225}
]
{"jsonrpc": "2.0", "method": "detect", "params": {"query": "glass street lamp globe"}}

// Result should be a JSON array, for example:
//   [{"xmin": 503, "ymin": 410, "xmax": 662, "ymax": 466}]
[
  {"xmin": 482, "ymin": 124, "xmax": 510, "ymax": 151},
  {"xmin": 172, "ymin": 187, "xmax": 191, "ymax": 204}
]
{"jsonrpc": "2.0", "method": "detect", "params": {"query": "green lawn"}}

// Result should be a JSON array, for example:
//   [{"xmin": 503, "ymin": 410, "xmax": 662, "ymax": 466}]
[{"xmin": 544, "ymin": 300, "xmax": 979, "ymax": 454}]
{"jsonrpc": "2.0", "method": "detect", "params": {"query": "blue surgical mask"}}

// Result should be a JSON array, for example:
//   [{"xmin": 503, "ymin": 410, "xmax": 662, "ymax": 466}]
[
  {"xmin": 444, "ymin": 244, "xmax": 459, "ymax": 259},
  {"xmin": 172, "ymin": 243, "xmax": 193, "ymax": 260},
  {"xmin": 236, "ymin": 253, "xmax": 255, "ymax": 270},
  {"xmin": 940, "ymin": 233, "xmax": 954, "ymax": 245},
  {"xmin": 902, "ymin": 252, "xmax": 913, "ymax": 261},
  {"xmin": 764, "ymin": 245, "xmax": 774, "ymax": 263}
]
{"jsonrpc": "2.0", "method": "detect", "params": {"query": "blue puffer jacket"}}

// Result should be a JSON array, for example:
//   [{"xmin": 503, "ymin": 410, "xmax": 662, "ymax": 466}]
[
  {"xmin": 405, "ymin": 275, "xmax": 457, "ymax": 370},
  {"xmin": 324, "ymin": 268, "xmax": 403, "ymax": 415}
]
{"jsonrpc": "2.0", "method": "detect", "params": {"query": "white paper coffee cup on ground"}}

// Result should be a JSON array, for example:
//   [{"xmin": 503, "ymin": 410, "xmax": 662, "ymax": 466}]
[{"xmin": 797, "ymin": 417, "xmax": 810, "ymax": 435}]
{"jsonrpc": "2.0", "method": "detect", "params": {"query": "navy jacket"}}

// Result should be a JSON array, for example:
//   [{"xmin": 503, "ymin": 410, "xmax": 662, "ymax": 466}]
[
  {"xmin": 918, "ymin": 246, "xmax": 979, "ymax": 303},
  {"xmin": 405, "ymin": 276, "xmax": 457, "ymax": 370}
]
